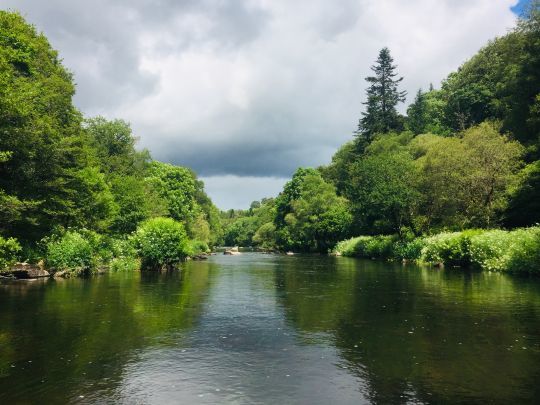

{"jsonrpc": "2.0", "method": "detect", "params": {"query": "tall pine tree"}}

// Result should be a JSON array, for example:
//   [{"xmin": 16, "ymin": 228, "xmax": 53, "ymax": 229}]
[{"xmin": 355, "ymin": 47, "xmax": 406, "ymax": 148}]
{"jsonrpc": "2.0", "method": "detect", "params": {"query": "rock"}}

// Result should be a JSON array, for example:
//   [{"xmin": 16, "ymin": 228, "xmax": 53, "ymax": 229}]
[
  {"xmin": 286, "ymin": 251, "xmax": 294, "ymax": 256},
  {"xmin": 192, "ymin": 254, "xmax": 208, "ymax": 261},
  {"xmin": 224, "ymin": 250, "xmax": 241, "ymax": 255},
  {"xmin": 9, "ymin": 262, "xmax": 50, "ymax": 279},
  {"xmin": 53, "ymin": 270, "xmax": 69, "ymax": 278}
]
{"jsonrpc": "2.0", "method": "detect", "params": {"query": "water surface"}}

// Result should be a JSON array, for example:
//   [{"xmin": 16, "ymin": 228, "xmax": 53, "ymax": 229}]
[{"xmin": 1, "ymin": 253, "xmax": 540, "ymax": 403}]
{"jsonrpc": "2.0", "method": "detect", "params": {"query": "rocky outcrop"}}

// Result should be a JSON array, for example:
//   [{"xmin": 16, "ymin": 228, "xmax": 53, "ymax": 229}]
[
  {"xmin": 7, "ymin": 262, "xmax": 50, "ymax": 279},
  {"xmin": 224, "ymin": 250, "xmax": 241, "ymax": 255}
]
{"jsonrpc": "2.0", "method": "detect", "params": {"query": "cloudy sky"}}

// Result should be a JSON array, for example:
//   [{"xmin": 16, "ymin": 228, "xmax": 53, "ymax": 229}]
[{"xmin": 2, "ymin": 0, "xmax": 525, "ymax": 208}]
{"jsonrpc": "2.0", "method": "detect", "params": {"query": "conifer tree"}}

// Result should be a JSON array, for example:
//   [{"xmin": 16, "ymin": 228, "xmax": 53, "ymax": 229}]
[
  {"xmin": 355, "ymin": 47, "xmax": 406, "ymax": 147},
  {"xmin": 407, "ymin": 89, "xmax": 427, "ymax": 135}
]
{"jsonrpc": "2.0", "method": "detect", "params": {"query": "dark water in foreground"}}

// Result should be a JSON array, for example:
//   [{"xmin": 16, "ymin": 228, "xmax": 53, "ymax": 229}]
[{"xmin": 1, "ymin": 254, "xmax": 540, "ymax": 404}]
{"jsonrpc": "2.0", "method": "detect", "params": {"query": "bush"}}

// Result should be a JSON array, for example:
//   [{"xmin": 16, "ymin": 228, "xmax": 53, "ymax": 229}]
[
  {"xmin": 505, "ymin": 228, "xmax": 540, "ymax": 274},
  {"xmin": 333, "ymin": 227, "xmax": 540, "ymax": 274},
  {"xmin": 420, "ymin": 230, "xmax": 483, "ymax": 266},
  {"xmin": 45, "ymin": 231, "xmax": 93, "ymax": 272},
  {"xmin": 470, "ymin": 227, "xmax": 540, "ymax": 273},
  {"xmin": 189, "ymin": 240, "xmax": 210, "ymax": 255},
  {"xmin": 132, "ymin": 217, "xmax": 190, "ymax": 270},
  {"xmin": 110, "ymin": 256, "xmax": 140, "ymax": 272},
  {"xmin": 0, "ymin": 236, "xmax": 21, "ymax": 270},
  {"xmin": 393, "ymin": 237, "xmax": 425, "ymax": 261},
  {"xmin": 334, "ymin": 235, "xmax": 397, "ymax": 259},
  {"xmin": 109, "ymin": 238, "xmax": 140, "ymax": 272}
]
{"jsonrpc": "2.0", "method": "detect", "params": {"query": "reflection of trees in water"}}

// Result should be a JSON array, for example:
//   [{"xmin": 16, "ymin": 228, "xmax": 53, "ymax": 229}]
[
  {"xmin": 0, "ymin": 262, "xmax": 215, "ymax": 403},
  {"xmin": 275, "ymin": 257, "xmax": 540, "ymax": 404}
]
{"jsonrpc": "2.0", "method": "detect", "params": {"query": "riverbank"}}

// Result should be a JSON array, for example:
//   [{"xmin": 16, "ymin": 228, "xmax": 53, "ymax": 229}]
[{"xmin": 334, "ymin": 226, "xmax": 540, "ymax": 274}]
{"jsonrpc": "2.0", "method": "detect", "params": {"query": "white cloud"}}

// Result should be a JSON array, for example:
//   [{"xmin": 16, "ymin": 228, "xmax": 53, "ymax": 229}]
[
  {"xmin": 200, "ymin": 175, "xmax": 287, "ymax": 209},
  {"xmin": 2, "ymin": 0, "xmax": 520, "ymax": 208}
]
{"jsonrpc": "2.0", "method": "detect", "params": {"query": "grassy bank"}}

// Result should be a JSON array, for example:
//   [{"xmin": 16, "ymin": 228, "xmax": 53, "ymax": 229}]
[{"xmin": 334, "ymin": 227, "xmax": 540, "ymax": 274}]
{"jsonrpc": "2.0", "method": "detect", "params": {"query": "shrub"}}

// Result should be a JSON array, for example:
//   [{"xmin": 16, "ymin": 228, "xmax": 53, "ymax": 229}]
[
  {"xmin": 45, "ymin": 231, "xmax": 93, "ymax": 272},
  {"xmin": 110, "ymin": 256, "xmax": 140, "ymax": 272},
  {"xmin": 334, "ymin": 235, "xmax": 397, "ymax": 259},
  {"xmin": 505, "ymin": 227, "xmax": 540, "ymax": 274},
  {"xmin": 0, "ymin": 236, "xmax": 22, "ymax": 270},
  {"xmin": 132, "ymin": 217, "xmax": 190, "ymax": 270},
  {"xmin": 189, "ymin": 240, "xmax": 210, "ymax": 255},
  {"xmin": 469, "ymin": 227, "xmax": 540, "ymax": 273},
  {"xmin": 420, "ymin": 230, "xmax": 483, "ymax": 266},
  {"xmin": 109, "ymin": 238, "xmax": 140, "ymax": 272},
  {"xmin": 365, "ymin": 235, "xmax": 397, "ymax": 258},
  {"xmin": 393, "ymin": 237, "xmax": 425, "ymax": 261},
  {"xmin": 334, "ymin": 227, "xmax": 540, "ymax": 273}
]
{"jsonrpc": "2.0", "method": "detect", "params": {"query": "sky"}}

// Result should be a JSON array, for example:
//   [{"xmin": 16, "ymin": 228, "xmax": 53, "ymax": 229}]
[{"xmin": 1, "ymin": 0, "xmax": 524, "ymax": 209}]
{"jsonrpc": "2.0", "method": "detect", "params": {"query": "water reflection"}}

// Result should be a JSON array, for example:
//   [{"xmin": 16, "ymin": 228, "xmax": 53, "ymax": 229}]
[
  {"xmin": 275, "ymin": 256, "xmax": 540, "ymax": 403},
  {"xmin": 0, "ymin": 267, "xmax": 213, "ymax": 403},
  {"xmin": 1, "ymin": 254, "xmax": 540, "ymax": 403}
]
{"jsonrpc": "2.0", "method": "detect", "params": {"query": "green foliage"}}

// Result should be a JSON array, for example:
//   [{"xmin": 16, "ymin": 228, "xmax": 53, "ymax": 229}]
[
  {"xmin": 110, "ymin": 256, "xmax": 140, "ymax": 272},
  {"xmin": 406, "ymin": 89, "xmax": 427, "ymax": 135},
  {"xmin": 0, "ymin": 11, "xmax": 100, "ymax": 241},
  {"xmin": 223, "ymin": 216, "xmax": 257, "ymax": 246},
  {"xmin": 284, "ymin": 173, "xmax": 352, "ymax": 252},
  {"xmin": 420, "ymin": 230, "xmax": 482, "ymax": 266},
  {"xmin": 83, "ymin": 117, "xmax": 150, "ymax": 175},
  {"xmin": 469, "ymin": 228, "xmax": 540, "ymax": 273},
  {"xmin": 108, "ymin": 238, "xmax": 140, "ymax": 272},
  {"xmin": 434, "ymin": 7, "xmax": 540, "ymax": 153},
  {"xmin": 222, "ymin": 198, "xmax": 276, "ymax": 248},
  {"xmin": 252, "ymin": 222, "xmax": 277, "ymax": 250},
  {"xmin": 109, "ymin": 176, "xmax": 154, "ymax": 234},
  {"xmin": 146, "ymin": 162, "xmax": 197, "ymax": 224},
  {"xmin": 348, "ymin": 147, "xmax": 419, "ymax": 234},
  {"xmin": 189, "ymin": 240, "xmax": 210, "ymax": 255},
  {"xmin": 334, "ymin": 235, "xmax": 398, "ymax": 259},
  {"xmin": 132, "ymin": 217, "xmax": 190, "ymax": 270},
  {"xmin": 0, "ymin": 236, "xmax": 21, "ymax": 270},
  {"xmin": 504, "ymin": 161, "xmax": 540, "ymax": 227},
  {"xmin": 393, "ymin": 237, "xmax": 424, "ymax": 261},
  {"xmin": 274, "ymin": 167, "xmax": 318, "ymax": 227},
  {"xmin": 411, "ymin": 122, "xmax": 523, "ymax": 231},
  {"xmin": 334, "ymin": 227, "xmax": 540, "ymax": 274},
  {"xmin": 45, "ymin": 231, "xmax": 93, "ymax": 272}
]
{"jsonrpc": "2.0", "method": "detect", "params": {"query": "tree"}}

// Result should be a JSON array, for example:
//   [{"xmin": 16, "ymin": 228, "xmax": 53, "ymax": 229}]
[
  {"xmin": 274, "ymin": 167, "xmax": 319, "ymax": 228},
  {"xmin": 355, "ymin": 47, "xmax": 406, "ymax": 148},
  {"xmin": 504, "ymin": 161, "xmax": 540, "ymax": 227},
  {"xmin": 0, "ymin": 11, "xmax": 111, "ymax": 241},
  {"xmin": 275, "ymin": 171, "xmax": 352, "ymax": 252},
  {"xmin": 411, "ymin": 122, "xmax": 524, "ymax": 230},
  {"xmin": 84, "ymin": 116, "xmax": 150, "ymax": 176},
  {"xmin": 348, "ymin": 149, "xmax": 420, "ymax": 235},
  {"xmin": 146, "ymin": 162, "xmax": 197, "ymax": 225},
  {"xmin": 320, "ymin": 141, "xmax": 360, "ymax": 196},
  {"xmin": 406, "ymin": 89, "xmax": 427, "ymax": 135}
]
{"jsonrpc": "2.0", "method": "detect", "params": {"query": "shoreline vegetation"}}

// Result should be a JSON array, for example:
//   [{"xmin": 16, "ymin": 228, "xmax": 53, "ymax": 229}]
[
  {"xmin": 333, "ymin": 227, "xmax": 540, "ymax": 274},
  {"xmin": 1, "ymin": 5, "xmax": 540, "ymax": 277}
]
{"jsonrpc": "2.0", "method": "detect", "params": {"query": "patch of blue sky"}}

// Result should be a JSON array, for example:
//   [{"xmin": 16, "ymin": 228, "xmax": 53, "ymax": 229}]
[{"xmin": 511, "ymin": 0, "xmax": 532, "ymax": 16}]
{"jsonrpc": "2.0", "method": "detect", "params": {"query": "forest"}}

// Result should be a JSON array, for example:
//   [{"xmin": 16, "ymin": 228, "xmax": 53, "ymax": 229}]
[{"xmin": 1, "ymin": 5, "xmax": 539, "ymax": 276}]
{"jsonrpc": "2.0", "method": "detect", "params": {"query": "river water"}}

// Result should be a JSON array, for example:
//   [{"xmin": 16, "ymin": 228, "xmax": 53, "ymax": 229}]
[{"xmin": 1, "ymin": 253, "xmax": 540, "ymax": 404}]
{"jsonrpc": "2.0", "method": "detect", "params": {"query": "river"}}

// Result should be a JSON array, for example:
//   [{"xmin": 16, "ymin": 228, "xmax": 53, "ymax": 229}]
[{"xmin": 1, "ymin": 253, "xmax": 540, "ymax": 403}]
